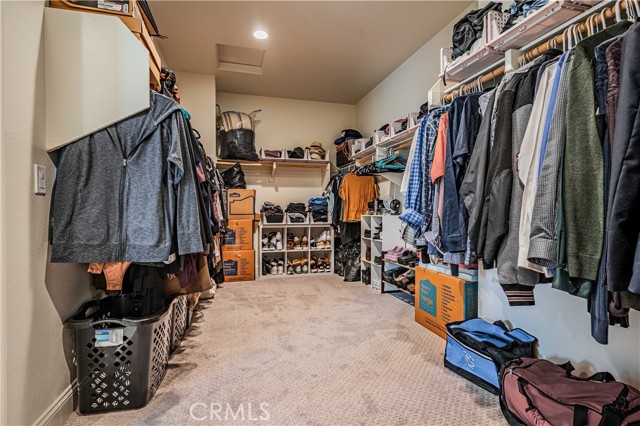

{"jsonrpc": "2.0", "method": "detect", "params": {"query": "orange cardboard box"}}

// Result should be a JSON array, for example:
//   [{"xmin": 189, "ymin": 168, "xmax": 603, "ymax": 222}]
[
  {"xmin": 414, "ymin": 266, "xmax": 478, "ymax": 339},
  {"xmin": 223, "ymin": 218, "xmax": 254, "ymax": 250},
  {"xmin": 224, "ymin": 189, "xmax": 256, "ymax": 216},
  {"xmin": 223, "ymin": 249, "xmax": 255, "ymax": 282}
]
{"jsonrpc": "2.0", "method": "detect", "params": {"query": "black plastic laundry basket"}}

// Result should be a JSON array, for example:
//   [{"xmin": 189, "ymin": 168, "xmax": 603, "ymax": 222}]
[
  {"xmin": 169, "ymin": 295, "xmax": 188, "ymax": 352},
  {"xmin": 65, "ymin": 297, "xmax": 172, "ymax": 414}
]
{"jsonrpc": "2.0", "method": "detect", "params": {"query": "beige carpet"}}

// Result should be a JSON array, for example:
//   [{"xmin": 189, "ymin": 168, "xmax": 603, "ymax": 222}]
[{"xmin": 64, "ymin": 275, "xmax": 506, "ymax": 426}]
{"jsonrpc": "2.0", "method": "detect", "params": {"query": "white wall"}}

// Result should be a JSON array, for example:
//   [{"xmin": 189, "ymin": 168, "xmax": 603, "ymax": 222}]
[
  {"xmin": 216, "ymin": 93, "xmax": 355, "ymax": 208},
  {"xmin": 355, "ymin": 5, "xmax": 474, "ymax": 136},
  {"xmin": 1, "ymin": 1, "xmax": 100, "ymax": 425},
  {"xmin": 355, "ymin": 1, "xmax": 640, "ymax": 386},
  {"xmin": 175, "ymin": 71, "xmax": 216, "ymax": 154},
  {"xmin": 480, "ymin": 269, "xmax": 640, "ymax": 386}
]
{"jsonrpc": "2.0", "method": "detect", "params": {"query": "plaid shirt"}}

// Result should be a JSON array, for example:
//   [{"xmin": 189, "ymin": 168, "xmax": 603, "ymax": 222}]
[{"xmin": 400, "ymin": 107, "xmax": 447, "ymax": 232}]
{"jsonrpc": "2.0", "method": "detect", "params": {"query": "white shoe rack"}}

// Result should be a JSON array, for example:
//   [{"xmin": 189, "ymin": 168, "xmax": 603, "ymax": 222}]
[
  {"xmin": 361, "ymin": 214, "xmax": 407, "ymax": 292},
  {"xmin": 258, "ymin": 222, "xmax": 334, "ymax": 278}
]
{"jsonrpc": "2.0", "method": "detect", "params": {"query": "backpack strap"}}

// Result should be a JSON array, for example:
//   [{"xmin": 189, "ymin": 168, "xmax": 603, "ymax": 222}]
[{"xmin": 573, "ymin": 405, "xmax": 588, "ymax": 426}]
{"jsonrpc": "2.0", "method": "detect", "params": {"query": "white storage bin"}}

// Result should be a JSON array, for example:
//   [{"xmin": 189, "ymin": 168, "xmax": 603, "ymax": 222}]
[
  {"xmin": 262, "ymin": 213, "xmax": 285, "ymax": 225},
  {"xmin": 259, "ymin": 147, "xmax": 285, "ymax": 160},
  {"xmin": 305, "ymin": 148, "xmax": 329, "ymax": 162},
  {"xmin": 350, "ymin": 138, "xmax": 370, "ymax": 157},
  {"xmin": 283, "ymin": 148, "xmax": 308, "ymax": 161},
  {"xmin": 286, "ymin": 212, "xmax": 308, "ymax": 224}
]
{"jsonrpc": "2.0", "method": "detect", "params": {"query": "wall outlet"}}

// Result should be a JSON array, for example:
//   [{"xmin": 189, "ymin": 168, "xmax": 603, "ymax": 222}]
[{"xmin": 34, "ymin": 164, "xmax": 46, "ymax": 195}]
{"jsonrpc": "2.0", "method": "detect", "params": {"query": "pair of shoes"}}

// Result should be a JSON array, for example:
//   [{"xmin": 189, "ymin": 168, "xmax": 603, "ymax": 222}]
[
  {"xmin": 398, "ymin": 250, "xmax": 419, "ymax": 266},
  {"xmin": 373, "ymin": 225, "xmax": 382, "ymax": 240},
  {"xmin": 384, "ymin": 246, "xmax": 405, "ymax": 262},
  {"xmin": 311, "ymin": 231, "xmax": 331, "ymax": 249},
  {"xmin": 263, "ymin": 257, "xmax": 285, "ymax": 275},
  {"xmin": 395, "ymin": 269, "xmax": 415, "ymax": 289},
  {"xmin": 365, "ymin": 247, "xmax": 371, "ymax": 262},
  {"xmin": 289, "ymin": 258, "xmax": 309, "ymax": 274},
  {"xmin": 315, "ymin": 257, "xmax": 330, "ymax": 272},
  {"xmin": 373, "ymin": 256, "xmax": 382, "ymax": 265},
  {"xmin": 364, "ymin": 229, "xmax": 372, "ymax": 238},
  {"xmin": 262, "ymin": 256, "xmax": 271, "ymax": 275},
  {"xmin": 287, "ymin": 234, "xmax": 308, "ymax": 250},
  {"xmin": 262, "ymin": 232, "xmax": 283, "ymax": 251}
]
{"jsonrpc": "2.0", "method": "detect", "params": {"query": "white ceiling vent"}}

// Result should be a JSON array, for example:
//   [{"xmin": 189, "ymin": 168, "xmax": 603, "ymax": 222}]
[{"xmin": 218, "ymin": 44, "xmax": 265, "ymax": 75}]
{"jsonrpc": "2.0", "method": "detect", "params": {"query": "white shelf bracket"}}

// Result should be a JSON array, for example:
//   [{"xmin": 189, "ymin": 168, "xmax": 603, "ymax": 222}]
[
  {"xmin": 428, "ymin": 78, "xmax": 447, "ymax": 106},
  {"xmin": 504, "ymin": 49, "xmax": 523, "ymax": 72},
  {"xmin": 269, "ymin": 162, "xmax": 277, "ymax": 182}
]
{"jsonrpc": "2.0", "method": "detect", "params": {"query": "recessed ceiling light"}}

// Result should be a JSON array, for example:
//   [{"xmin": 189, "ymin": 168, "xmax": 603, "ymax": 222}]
[{"xmin": 253, "ymin": 30, "xmax": 269, "ymax": 40}]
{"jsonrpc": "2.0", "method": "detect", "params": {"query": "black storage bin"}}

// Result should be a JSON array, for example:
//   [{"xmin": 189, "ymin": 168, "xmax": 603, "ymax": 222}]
[
  {"xmin": 65, "ymin": 297, "xmax": 172, "ymax": 414},
  {"xmin": 264, "ymin": 213, "xmax": 284, "ymax": 223},
  {"xmin": 218, "ymin": 129, "xmax": 259, "ymax": 161},
  {"xmin": 169, "ymin": 295, "xmax": 188, "ymax": 353}
]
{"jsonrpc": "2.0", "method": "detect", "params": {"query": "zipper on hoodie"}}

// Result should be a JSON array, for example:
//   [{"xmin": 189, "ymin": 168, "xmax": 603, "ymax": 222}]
[{"xmin": 118, "ymin": 158, "xmax": 127, "ymax": 261}]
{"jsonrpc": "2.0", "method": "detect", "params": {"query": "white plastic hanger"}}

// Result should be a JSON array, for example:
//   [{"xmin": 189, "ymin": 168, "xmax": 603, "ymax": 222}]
[
  {"xmin": 600, "ymin": 8, "xmax": 608, "ymax": 29},
  {"xmin": 615, "ymin": 0, "xmax": 624, "ymax": 22}
]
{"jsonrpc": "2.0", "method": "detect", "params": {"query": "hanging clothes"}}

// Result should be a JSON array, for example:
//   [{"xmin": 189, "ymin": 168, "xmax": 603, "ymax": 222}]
[
  {"xmin": 50, "ymin": 92, "xmax": 204, "ymax": 263},
  {"xmin": 607, "ymin": 22, "xmax": 640, "ymax": 295},
  {"xmin": 338, "ymin": 173, "xmax": 378, "ymax": 222}
]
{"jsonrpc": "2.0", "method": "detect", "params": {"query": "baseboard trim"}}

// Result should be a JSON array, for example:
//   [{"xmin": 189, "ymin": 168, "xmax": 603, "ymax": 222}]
[{"xmin": 33, "ymin": 380, "xmax": 77, "ymax": 426}]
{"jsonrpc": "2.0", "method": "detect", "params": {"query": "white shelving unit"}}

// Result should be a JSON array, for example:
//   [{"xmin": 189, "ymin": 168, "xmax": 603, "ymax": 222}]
[
  {"xmin": 361, "ymin": 215, "xmax": 407, "ymax": 291},
  {"xmin": 258, "ymin": 222, "xmax": 334, "ymax": 278}
]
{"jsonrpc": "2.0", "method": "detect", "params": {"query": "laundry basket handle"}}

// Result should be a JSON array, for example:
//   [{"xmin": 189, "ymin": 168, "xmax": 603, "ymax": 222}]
[{"xmin": 90, "ymin": 319, "xmax": 126, "ymax": 328}]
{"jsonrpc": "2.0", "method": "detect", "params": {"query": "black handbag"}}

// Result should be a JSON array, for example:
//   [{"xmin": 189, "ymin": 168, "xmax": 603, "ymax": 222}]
[{"xmin": 220, "ymin": 163, "xmax": 247, "ymax": 189}]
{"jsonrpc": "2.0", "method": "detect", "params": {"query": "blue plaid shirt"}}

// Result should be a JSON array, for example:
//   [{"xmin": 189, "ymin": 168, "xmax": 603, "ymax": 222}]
[
  {"xmin": 420, "ymin": 106, "xmax": 447, "ymax": 241},
  {"xmin": 400, "ymin": 107, "xmax": 447, "ymax": 231}
]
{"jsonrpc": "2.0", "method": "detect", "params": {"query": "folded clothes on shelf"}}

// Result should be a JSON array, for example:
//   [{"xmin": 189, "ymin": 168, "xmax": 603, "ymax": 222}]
[
  {"xmin": 263, "ymin": 149, "xmax": 282, "ymax": 158},
  {"xmin": 261, "ymin": 202, "xmax": 284, "ymax": 223}
]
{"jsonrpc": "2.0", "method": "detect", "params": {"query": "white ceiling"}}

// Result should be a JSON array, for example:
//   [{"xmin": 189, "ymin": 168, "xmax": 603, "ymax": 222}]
[{"xmin": 152, "ymin": 1, "xmax": 473, "ymax": 104}]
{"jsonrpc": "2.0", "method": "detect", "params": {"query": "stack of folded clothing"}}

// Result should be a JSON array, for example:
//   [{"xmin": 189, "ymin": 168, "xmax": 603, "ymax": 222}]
[
  {"xmin": 308, "ymin": 197, "xmax": 328, "ymax": 222},
  {"xmin": 285, "ymin": 203, "xmax": 307, "ymax": 223},
  {"xmin": 260, "ymin": 202, "xmax": 284, "ymax": 223},
  {"xmin": 307, "ymin": 142, "xmax": 326, "ymax": 160}
]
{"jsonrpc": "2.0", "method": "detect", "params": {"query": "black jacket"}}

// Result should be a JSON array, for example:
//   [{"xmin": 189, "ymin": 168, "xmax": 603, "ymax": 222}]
[{"xmin": 607, "ymin": 22, "xmax": 640, "ymax": 294}]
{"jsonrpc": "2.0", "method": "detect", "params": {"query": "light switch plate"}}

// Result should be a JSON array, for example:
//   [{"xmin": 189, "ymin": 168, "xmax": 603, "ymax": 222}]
[{"xmin": 34, "ymin": 164, "xmax": 46, "ymax": 195}]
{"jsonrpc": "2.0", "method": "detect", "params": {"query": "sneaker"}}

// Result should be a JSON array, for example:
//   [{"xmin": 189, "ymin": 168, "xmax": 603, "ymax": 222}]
[
  {"xmin": 275, "ymin": 232, "xmax": 283, "ymax": 250},
  {"xmin": 277, "ymin": 258, "xmax": 284, "ymax": 275},
  {"xmin": 270, "ymin": 259, "xmax": 278, "ymax": 275},
  {"xmin": 310, "ymin": 255, "xmax": 318, "ymax": 273},
  {"xmin": 262, "ymin": 256, "xmax": 271, "ymax": 275}
]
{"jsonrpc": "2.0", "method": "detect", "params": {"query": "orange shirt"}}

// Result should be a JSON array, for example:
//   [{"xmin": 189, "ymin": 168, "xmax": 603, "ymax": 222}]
[
  {"xmin": 431, "ymin": 112, "xmax": 449, "ymax": 183},
  {"xmin": 339, "ymin": 173, "xmax": 379, "ymax": 222}
]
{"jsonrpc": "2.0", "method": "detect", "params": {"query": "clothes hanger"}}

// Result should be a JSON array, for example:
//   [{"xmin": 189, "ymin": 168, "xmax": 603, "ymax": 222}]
[
  {"xmin": 633, "ymin": 0, "xmax": 640, "ymax": 19},
  {"xmin": 624, "ymin": 0, "xmax": 633, "ymax": 20},
  {"xmin": 615, "ymin": 0, "xmax": 623, "ymax": 23},
  {"xmin": 600, "ymin": 8, "xmax": 608, "ymax": 29}
]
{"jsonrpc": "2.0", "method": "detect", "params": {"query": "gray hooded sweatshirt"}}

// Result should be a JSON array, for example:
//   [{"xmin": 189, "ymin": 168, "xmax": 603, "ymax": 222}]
[{"xmin": 51, "ymin": 92, "xmax": 204, "ymax": 263}]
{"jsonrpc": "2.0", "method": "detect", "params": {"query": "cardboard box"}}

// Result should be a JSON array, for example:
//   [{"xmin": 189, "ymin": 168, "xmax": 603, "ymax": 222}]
[
  {"xmin": 414, "ymin": 266, "xmax": 478, "ymax": 339},
  {"xmin": 223, "ymin": 249, "xmax": 255, "ymax": 282},
  {"xmin": 224, "ymin": 189, "xmax": 256, "ymax": 216},
  {"xmin": 223, "ymin": 218, "xmax": 253, "ymax": 250}
]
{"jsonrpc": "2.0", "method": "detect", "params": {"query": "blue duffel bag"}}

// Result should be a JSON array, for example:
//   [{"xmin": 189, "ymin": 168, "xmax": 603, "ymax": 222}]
[{"xmin": 444, "ymin": 318, "xmax": 537, "ymax": 395}]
